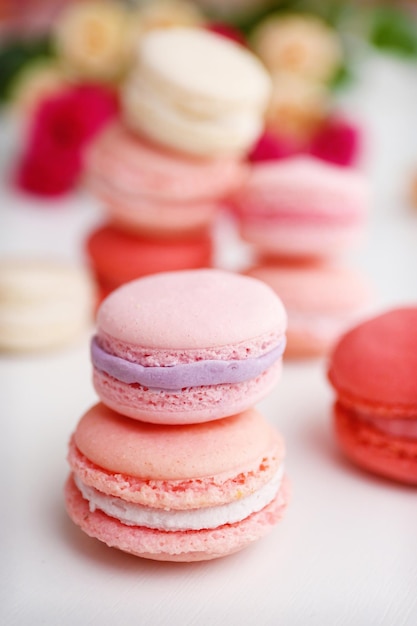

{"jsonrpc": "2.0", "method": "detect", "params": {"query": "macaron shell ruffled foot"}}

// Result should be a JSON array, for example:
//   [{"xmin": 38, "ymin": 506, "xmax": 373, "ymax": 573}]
[
  {"xmin": 65, "ymin": 404, "xmax": 290, "ymax": 561},
  {"xmin": 328, "ymin": 307, "xmax": 417, "ymax": 485},
  {"xmin": 91, "ymin": 269, "xmax": 287, "ymax": 424}
]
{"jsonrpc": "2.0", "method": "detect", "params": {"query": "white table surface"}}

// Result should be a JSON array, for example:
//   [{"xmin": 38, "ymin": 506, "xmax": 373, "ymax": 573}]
[{"xmin": 1, "ymin": 52, "xmax": 417, "ymax": 626}]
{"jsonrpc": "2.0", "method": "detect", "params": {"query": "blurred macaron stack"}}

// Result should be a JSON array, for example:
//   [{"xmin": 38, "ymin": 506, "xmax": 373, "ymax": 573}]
[
  {"xmin": 0, "ymin": 260, "xmax": 95, "ymax": 353},
  {"xmin": 233, "ymin": 155, "xmax": 373, "ymax": 359},
  {"xmin": 84, "ymin": 23, "xmax": 272, "ymax": 300},
  {"xmin": 222, "ymin": 12, "xmax": 374, "ymax": 359}
]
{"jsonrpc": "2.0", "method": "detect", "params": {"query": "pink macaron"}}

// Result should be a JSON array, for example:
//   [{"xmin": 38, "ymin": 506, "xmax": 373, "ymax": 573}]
[
  {"xmin": 85, "ymin": 122, "xmax": 246, "ymax": 237},
  {"xmin": 246, "ymin": 262, "xmax": 373, "ymax": 358},
  {"xmin": 91, "ymin": 269, "xmax": 287, "ymax": 424},
  {"xmin": 65, "ymin": 403, "xmax": 289, "ymax": 561},
  {"xmin": 230, "ymin": 156, "xmax": 368, "ymax": 259}
]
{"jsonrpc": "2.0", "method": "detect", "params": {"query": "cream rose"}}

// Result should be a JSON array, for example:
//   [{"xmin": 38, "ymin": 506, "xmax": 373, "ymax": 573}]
[
  {"xmin": 266, "ymin": 71, "xmax": 329, "ymax": 145},
  {"xmin": 53, "ymin": 0, "xmax": 130, "ymax": 82},
  {"xmin": 252, "ymin": 13, "xmax": 343, "ymax": 84}
]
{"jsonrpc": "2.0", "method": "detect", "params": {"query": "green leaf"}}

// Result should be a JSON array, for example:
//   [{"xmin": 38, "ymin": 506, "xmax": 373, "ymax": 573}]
[
  {"xmin": 370, "ymin": 5, "xmax": 417, "ymax": 57},
  {"xmin": 328, "ymin": 62, "xmax": 354, "ymax": 91},
  {"xmin": 0, "ymin": 37, "xmax": 53, "ymax": 103}
]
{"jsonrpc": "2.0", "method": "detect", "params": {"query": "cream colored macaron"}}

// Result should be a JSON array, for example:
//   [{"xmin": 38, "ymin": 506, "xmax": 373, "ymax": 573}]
[
  {"xmin": 122, "ymin": 27, "xmax": 272, "ymax": 156},
  {"xmin": 0, "ymin": 260, "xmax": 95, "ymax": 352}
]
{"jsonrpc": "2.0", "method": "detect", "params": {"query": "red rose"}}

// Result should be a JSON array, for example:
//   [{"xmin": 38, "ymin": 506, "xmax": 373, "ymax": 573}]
[
  {"xmin": 308, "ymin": 116, "xmax": 361, "ymax": 167},
  {"xmin": 15, "ymin": 83, "xmax": 118, "ymax": 197},
  {"xmin": 248, "ymin": 130, "xmax": 300, "ymax": 163},
  {"xmin": 206, "ymin": 22, "xmax": 247, "ymax": 46}
]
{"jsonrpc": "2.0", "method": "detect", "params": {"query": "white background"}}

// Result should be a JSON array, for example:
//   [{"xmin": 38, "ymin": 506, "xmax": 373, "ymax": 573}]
[{"xmin": 1, "ymin": 51, "xmax": 417, "ymax": 625}]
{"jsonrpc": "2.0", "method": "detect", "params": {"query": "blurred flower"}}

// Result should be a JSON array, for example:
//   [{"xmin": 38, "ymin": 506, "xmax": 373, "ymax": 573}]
[
  {"xmin": 134, "ymin": 0, "xmax": 205, "ymax": 31},
  {"xmin": 130, "ymin": 0, "xmax": 204, "ymax": 34},
  {"xmin": 308, "ymin": 116, "xmax": 361, "ymax": 167},
  {"xmin": 9, "ymin": 59, "xmax": 67, "ymax": 116},
  {"xmin": 53, "ymin": 0, "xmax": 130, "ymax": 82},
  {"xmin": 206, "ymin": 22, "xmax": 247, "ymax": 46},
  {"xmin": 0, "ymin": 0, "xmax": 70, "ymax": 39},
  {"xmin": 248, "ymin": 129, "xmax": 299, "ymax": 162},
  {"xmin": 252, "ymin": 13, "xmax": 343, "ymax": 84},
  {"xmin": 193, "ymin": 0, "xmax": 273, "ymax": 19},
  {"xmin": 17, "ymin": 145, "xmax": 81, "ymax": 197},
  {"xmin": 266, "ymin": 72, "xmax": 329, "ymax": 146},
  {"xmin": 15, "ymin": 83, "xmax": 119, "ymax": 197}
]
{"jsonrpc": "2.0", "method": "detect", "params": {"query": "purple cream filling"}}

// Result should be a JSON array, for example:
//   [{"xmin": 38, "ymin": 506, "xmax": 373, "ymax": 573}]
[{"xmin": 91, "ymin": 336, "xmax": 286, "ymax": 390}]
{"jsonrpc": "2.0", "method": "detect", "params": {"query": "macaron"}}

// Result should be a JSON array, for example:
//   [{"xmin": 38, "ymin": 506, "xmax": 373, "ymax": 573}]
[
  {"xmin": 230, "ymin": 156, "xmax": 368, "ymax": 259},
  {"xmin": 86, "ymin": 122, "xmax": 245, "ymax": 236},
  {"xmin": 247, "ymin": 263, "xmax": 373, "ymax": 358},
  {"xmin": 122, "ymin": 27, "xmax": 271, "ymax": 157},
  {"xmin": 65, "ymin": 403, "xmax": 289, "ymax": 561},
  {"xmin": 328, "ymin": 307, "xmax": 417, "ymax": 485},
  {"xmin": 85, "ymin": 223, "xmax": 213, "ymax": 297},
  {"xmin": 0, "ymin": 259, "xmax": 94, "ymax": 352},
  {"xmin": 91, "ymin": 269, "xmax": 287, "ymax": 424}
]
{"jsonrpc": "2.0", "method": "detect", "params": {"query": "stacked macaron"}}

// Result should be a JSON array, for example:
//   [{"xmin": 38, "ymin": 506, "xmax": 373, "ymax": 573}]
[
  {"xmin": 65, "ymin": 269, "xmax": 290, "ymax": 561},
  {"xmin": 231, "ymin": 156, "xmax": 372, "ymax": 358},
  {"xmin": 0, "ymin": 259, "xmax": 95, "ymax": 352},
  {"xmin": 122, "ymin": 28, "xmax": 271, "ymax": 158},
  {"xmin": 85, "ymin": 27, "xmax": 271, "ymax": 299}
]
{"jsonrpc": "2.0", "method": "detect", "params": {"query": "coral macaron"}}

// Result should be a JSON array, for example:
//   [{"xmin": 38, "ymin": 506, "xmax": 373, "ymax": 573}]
[
  {"xmin": 65, "ymin": 403, "xmax": 289, "ymax": 561},
  {"xmin": 328, "ymin": 307, "xmax": 417, "ymax": 485},
  {"xmin": 86, "ymin": 224, "xmax": 212, "ymax": 297},
  {"xmin": 91, "ymin": 269, "xmax": 287, "ymax": 424}
]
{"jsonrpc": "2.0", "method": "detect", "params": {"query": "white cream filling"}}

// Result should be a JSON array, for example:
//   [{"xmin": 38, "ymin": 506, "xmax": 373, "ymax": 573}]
[{"xmin": 74, "ymin": 466, "xmax": 284, "ymax": 532}]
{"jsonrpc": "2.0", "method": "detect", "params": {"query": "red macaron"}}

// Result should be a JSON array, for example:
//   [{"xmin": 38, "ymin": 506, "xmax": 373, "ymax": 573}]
[
  {"xmin": 328, "ymin": 307, "xmax": 417, "ymax": 485},
  {"xmin": 86, "ymin": 224, "xmax": 213, "ymax": 298}
]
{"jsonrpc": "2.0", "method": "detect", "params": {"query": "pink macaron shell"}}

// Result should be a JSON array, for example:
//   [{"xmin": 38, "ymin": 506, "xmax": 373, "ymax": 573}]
[
  {"xmin": 231, "ymin": 157, "xmax": 368, "ymax": 219},
  {"xmin": 65, "ymin": 474, "xmax": 290, "ymax": 562},
  {"xmin": 92, "ymin": 359, "xmax": 281, "ymax": 424},
  {"xmin": 89, "ymin": 177, "xmax": 220, "ymax": 236},
  {"xmin": 69, "ymin": 403, "xmax": 285, "ymax": 508},
  {"xmin": 246, "ymin": 264, "xmax": 373, "ymax": 357},
  {"xmin": 231, "ymin": 156, "xmax": 368, "ymax": 258},
  {"xmin": 246, "ymin": 264, "xmax": 372, "ymax": 314},
  {"xmin": 86, "ymin": 122, "xmax": 246, "ymax": 236},
  {"xmin": 97, "ymin": 270, "xmax": 286, "ymax": 356},
  {"xmin": 86, "ymin": 122, "xmax": 247, "ymax": 203},
  {"xmin": 239, "ymin": 220, "xmax": 364, "ymax": 259},
  {"xmin": 333, "ymin": 403, "xmax": 417, "ymax": 485}
]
